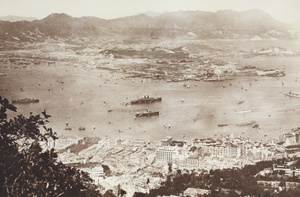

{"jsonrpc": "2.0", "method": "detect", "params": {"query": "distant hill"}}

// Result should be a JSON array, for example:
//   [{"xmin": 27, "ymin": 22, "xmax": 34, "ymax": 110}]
[
  {"xmin": 0, "ymin": 16, "xmax": 36, "ymax": 22},
  {"xmin": 0, "ymin": 10, "xmax": 296, "ymax": 42}
]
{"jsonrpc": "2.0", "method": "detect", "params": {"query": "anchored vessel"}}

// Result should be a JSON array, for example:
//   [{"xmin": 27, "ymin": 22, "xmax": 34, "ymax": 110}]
[
  {"xmin": 237, "ymin": 120, "xmax": 256, "ymax": 126},
  {"xmin": 12, "ymin": 98, "xmax": 39, "ymax": 104},
  {"xmin": 237, "ymin": 100, "xmax": 244, "ymax": 104},
  {"xmin": 234, "ymin": 109, "xmax": 252, "ymax": 114},
  {"xmin": 135, "ymin": 110, "xmax": 159, "ymax": 118},
  {"xmin": 218, "ymin": 124, "xmax": 228, "ymax": 127},
  {"xmin": 284, "ymin": 91, "xmax": 300, "ymax": 98},
  {"xmin": 131, "ymin": 96, "xmax": 162, "ymax": 104}
]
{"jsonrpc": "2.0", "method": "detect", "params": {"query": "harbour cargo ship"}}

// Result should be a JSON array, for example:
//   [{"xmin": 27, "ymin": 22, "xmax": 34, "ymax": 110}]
[
  {"xmin": 12, "ymin": 98, "xmax": 39, "ymax": 104},
  {"xmin": 135, "ymin": 110, "xmax": 159, "ymax": 118},
  {"xmin": 131, "ymin": 96, "xmax": 162, "ymax": 104}
]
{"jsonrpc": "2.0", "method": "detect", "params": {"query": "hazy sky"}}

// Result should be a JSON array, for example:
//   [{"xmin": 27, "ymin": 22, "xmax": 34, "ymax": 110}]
[{"xmin": 0, "ymin": 0, "xmax": 299, "ymax": 24}]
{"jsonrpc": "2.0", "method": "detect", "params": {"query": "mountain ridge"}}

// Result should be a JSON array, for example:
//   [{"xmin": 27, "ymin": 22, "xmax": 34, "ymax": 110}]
[{"xmin": 0, "ymin": 9, "xmax": 295, "ymax": 42}]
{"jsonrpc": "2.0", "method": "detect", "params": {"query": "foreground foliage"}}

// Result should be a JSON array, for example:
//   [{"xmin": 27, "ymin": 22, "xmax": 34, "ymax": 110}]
[{"xmin": 0, "ymin": 96, "xmax": 101, "ymax": 196}]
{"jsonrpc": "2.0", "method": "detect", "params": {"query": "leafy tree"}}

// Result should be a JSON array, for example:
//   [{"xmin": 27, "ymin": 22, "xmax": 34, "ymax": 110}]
[
  {"xmin": 168, "ymin": 162, "xmax": 172, "ymax": 173},
  {"xmin": 0, "ymin": 96, "xmax": 101, "ymax": 196},
  {"xmin": 225, "ymin": 189, "xmax": 240, "ymax": 197},
  {"xmin": 103, "ymin": 190, "xmax": 116, "ymax": 197},
  {"xmin": 133, "ymin": 192, "xmax": 147, "ymax": 197}
]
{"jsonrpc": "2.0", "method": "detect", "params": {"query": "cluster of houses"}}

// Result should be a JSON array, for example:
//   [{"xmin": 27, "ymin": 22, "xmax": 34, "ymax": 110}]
[
  {"xmin": 156, "ymin": 128, "xmax": 300, "ymax": 171},
  {"xmin": 54, "ymin": 127, "xmax": 300, "ymax": 196}
]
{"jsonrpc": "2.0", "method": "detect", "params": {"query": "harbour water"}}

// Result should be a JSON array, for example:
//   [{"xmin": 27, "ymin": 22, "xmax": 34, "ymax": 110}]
[{"xmin": 1, "ymin": 40, "xmax": 300, "ymax": 141}]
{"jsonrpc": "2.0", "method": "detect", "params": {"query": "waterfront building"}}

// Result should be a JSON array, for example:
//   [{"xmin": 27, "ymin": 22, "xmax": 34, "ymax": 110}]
[
  {"xmin": 284, "ymin": 133, "xmax": 297, "ymax": 146},
  {"xmin": 98, "ymin": 137, "xmax": 112, "ymax": 147},
  {"xmin": 161, "ymin": 136, "xmax": 173, "ymax": 146}
]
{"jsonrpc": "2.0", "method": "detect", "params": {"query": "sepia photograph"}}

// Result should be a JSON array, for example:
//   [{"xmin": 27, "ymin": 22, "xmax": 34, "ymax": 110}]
[{"xmin": 0, "ymin": 0, "xmax": 300, "ymax": 196}]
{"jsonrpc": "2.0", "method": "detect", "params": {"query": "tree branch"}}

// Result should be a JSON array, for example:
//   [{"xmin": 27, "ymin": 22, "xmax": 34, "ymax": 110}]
[{"xmin": 4, "ymin": 176, "xmax": 11, "ymax": 197}]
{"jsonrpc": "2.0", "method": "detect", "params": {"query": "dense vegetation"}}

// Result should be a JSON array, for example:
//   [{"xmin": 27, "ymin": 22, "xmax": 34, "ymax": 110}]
[
  {"xmin": 137, "ymin": 159, "xmax": 300, "ymax": 197},
  {"xmin": 0, "ymin": 96, "xmax": 101, "ymax": 196}
]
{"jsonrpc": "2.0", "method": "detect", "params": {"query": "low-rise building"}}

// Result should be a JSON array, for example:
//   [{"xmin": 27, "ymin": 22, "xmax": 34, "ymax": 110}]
[{"xmin": 183, "ymin": 188, "xmax": 211, "ymax": 197}]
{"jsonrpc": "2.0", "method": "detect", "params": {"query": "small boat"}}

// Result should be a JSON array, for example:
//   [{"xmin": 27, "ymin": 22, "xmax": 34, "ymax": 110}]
[
  {"xmin": 234, "ymin": 109, "xmax": 252, "ymax": 114},
  {"xmin": 284, "ymin": 91, "xmax": 300, "ymax": 98},
  {"xmin": 237, "ymin": 120, "xmax": 256, "ymax": 126},
  {"xmin": 237, "ymin": 100, "xmax": 244, "ymax": 104},
  {"xmin": 252, "ymin": 123, "xmax": 259, "ymax": 128}
]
